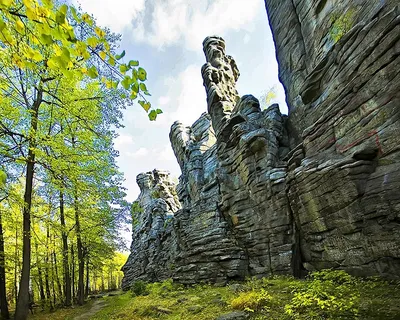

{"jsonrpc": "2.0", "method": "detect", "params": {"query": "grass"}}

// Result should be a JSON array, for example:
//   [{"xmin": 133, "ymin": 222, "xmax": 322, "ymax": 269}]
[
  {"xmin": 27, "ymin": 272, "xmax": 400, "ymax": 320},
  {"xmin": 28, "ymin": 300, "xmax": 94, "ymax": 320}
]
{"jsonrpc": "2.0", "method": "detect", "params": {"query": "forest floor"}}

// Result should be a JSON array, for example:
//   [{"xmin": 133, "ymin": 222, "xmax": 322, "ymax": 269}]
[{"xmin": 27, "ymin": 272, "xmax": 400, "ymax": 320}]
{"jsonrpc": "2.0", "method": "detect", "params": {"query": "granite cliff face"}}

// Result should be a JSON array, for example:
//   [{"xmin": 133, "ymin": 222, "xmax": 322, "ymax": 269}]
[{"xmin": 122, "ymin": 1, "xmax": 400, "ymax": 289}]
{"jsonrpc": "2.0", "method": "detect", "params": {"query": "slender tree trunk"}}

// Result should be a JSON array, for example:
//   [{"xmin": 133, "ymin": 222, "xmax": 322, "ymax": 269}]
[
  {"xmin": 52, "ymin": 246, "xmax": 62, "ymax": 300},
  {"xmin": 0, "ymin": 212, "xmax": 10, "ymax": 320},
  {"xmin": 59, "ymin": 191, "xmax": 72, "ymax": 306},
  {"xmin": 50, "ymin": 249, "xmax": 56, "ymax": 306},
  {"xmin": 84, "ymin": 251, "xmax": 89, "ymax": 298},
  {"xmin": 13, "ymin": 226, "xmax": 18, "ymax": 305},
  {"xmin": 34, "ymin": 241, "xmax": 45, "ymax": 310},
  {"xmin": 101, "ymin": 271, "xmax": 104, "ymax": 292},
  {"xmin": 74, "ymin": 194, "xmax": 84, "ymax": 305},
  {"xmin": 71, "ymin": 245, "xmax": 75, "ymax": 300},
  {"xmin": 15, "ymin": 91, "xmax": 42, "ymax": 320},
  {"xmin": 44, "ymin": 226, "xmax": 52, "ymax": 311}
]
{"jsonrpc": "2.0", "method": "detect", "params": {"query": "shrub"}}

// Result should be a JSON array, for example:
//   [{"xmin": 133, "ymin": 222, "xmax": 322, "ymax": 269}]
[
  {"xmin": 147, "ymin": 279, "xmax": 181, "ymax": 296},
  {"xmin": 285, "ymin": 269, "xmax": 360, "ymax": 319},
  {"xmin": 231, "ymin": 289, "xmax": 273, "ymax": 312},
  {"xmin": 131, "ymin": 280, "xmax": 149, "ymax": 297}
]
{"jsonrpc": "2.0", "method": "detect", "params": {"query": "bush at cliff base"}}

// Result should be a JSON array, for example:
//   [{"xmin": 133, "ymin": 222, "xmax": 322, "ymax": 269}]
[{"xmin": 284, "ymin": 269, "xmax": 360, "ymax": 319}]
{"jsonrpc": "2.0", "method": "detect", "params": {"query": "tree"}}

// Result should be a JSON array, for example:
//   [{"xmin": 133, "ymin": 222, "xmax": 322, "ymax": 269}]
[
  {"xmin": 0, "ymin": 1, "xmax": 157, "ymax": 318},
  {"xmin": 0, "ymin": 174, "xmax": 10, "ymax": 320}
]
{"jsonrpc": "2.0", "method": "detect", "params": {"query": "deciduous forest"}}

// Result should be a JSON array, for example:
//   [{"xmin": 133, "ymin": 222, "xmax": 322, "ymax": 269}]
[{"xmin": 0, "ymin": 0, "xmax": 156, "ymax": 319}]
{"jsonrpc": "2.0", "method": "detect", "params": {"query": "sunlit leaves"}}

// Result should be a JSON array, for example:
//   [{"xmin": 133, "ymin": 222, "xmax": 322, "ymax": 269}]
[
  {"xmin": 0, "ymin": 0, "xmax": 160, "ymax": 125},
  {"xmin": 115, "ymin": 50, "xmax": 125, "ymax": 60},
  {"xmin": 0, "ymin": 170, "xmax": 6, "ymax": 187},
  {"xmin": 138, "ymin": 100, "xmax": 151, "ymax": 112},
  {"xmin": 138, "ymin": 67, "xmax": 147, "ymax": 81},
  {"xmin": 129, "ymin": 60, "xmax": 139, "ymax": 67},
  {"xmin": 0, "ymin": 0, "xmax": 13, "ymax": 7},
  {"xmin": 87, "ymin": 66, "xmax": 98, "ymax": 79}
]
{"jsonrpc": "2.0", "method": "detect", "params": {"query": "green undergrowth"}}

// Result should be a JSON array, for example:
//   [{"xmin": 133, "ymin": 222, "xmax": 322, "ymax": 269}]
[
  {"xmin": 28, "ymin": 300, "xmax": 94, "ymax": 320},
  {"xmin": 30, "ymin": 270, "xmax": 400, "ymax": 320}
]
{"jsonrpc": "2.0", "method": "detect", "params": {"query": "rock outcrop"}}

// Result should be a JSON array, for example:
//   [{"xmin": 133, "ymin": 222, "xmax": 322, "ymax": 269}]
[
  {"xmin": 122, "ymin": 1, "xmax": 400, "ymax": 289},
  {"xmin": 265, "ymin": 0, "xmax": 400, "ymax": 276},
  {"xmin": 121, "ymin": 170, "xmax": 180, "ymax": 289}
]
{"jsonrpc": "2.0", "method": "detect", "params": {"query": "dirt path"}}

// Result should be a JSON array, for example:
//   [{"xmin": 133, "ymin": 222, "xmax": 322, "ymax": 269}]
[{"xmin": 73, "ymin": 299, "xmax": 107, "ymax": 320}]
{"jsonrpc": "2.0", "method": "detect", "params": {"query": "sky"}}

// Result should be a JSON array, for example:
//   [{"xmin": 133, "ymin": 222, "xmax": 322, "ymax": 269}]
[{"xmin": 71, "ymin": 0, "xmax": 287, "ymax": 204}]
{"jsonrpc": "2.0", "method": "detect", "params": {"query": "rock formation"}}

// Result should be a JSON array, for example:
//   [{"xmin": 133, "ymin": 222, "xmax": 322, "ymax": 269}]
[
  {"xmin": 122, "ymin": 1, "xmax": 400, "ymax": 289},
  {"xmin": 121, "ymin": 170, "xmax": 180, "ymax": 289},
  {"xmin": 265, "ymin": 0, "xmax": 400, "ymax": 276}
]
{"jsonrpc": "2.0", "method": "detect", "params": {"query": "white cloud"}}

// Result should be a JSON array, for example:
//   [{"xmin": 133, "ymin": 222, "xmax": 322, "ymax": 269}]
[
  {"xmin": 126, "ymin": 147, "xmax": 149, "ymax": 158},
  {"xmin": 73, "ymin": 0, "xmax": 262, "ymax": 50},
  {"xmin": 114, "ymin": 133, "xmax": 134, "ymax": 150},
  {"xmin": 72, "ymin": 0, "xmax": 145, "ymax": 33},
  {"xmin": 133, "ymin": 0, "xmax": 262, "ymax": 51},
  {"xmin": 158, "ymin": 96, "xmax": 171, "ymax": 106},
  {"xmin": 164, "ymin": 64, "xmax": 207, "ymax": 126},
  {"xmin": 157, "ymin": 144, "xmax": 175, "ymax": 162}
]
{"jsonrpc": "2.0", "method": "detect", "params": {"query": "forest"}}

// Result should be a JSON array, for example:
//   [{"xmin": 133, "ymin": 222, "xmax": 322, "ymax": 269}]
[{"xmin": 0, "ymin": 0, "xmax": 156, "ymax": 319}]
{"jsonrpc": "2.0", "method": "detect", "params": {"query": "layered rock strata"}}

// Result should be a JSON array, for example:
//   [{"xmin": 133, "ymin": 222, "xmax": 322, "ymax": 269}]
[
  {"xmin": 265, "ymin": 0, "xmax": 400, "ymax": 276},
  {"xmin": 121, "ymin": 170, "xmax": 180, "ymax": 289},
  {"xmin": 122, "ymin": 1, "xmax": 400, "ymax": 288}
]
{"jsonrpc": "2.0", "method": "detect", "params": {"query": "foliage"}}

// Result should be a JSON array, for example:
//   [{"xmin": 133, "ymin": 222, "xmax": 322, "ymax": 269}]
[
  {"xmin": 284, "ymin": 269, "xmax": 360, "ymax": 319},
  {"xmin": 0, "ymin": 0, "xmax": 154, "ymax": 316},
  {"xmin": 147, "ymin": 279, "xmax": 183, "ymax": 296},
  {"xmin": 130, "ymin": 280, "xmax": 149, "ymax": 297},
  {"xmin": 0, "ymin": 0, "xmax": 158, "ymax": 119},
  {"xmin": 28, "ymin": 273, "xmax": 400, "ymax": 320},
  {"xmin": 231, "ymin": 289, "xmax": 273, "ymax": 312},
  {"xmin": 258, "ymin": 85, "xmax": 277, "ymax": 109}
]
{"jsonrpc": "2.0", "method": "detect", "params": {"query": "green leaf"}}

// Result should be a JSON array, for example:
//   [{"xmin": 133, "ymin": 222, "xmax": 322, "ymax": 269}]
[
  {"xmin": 130, "ymin": 91, "xmax": 137, "ymax": 100},
  {"xmin": 129, "ymin": 60, "xmax": 139, "ymax": 67},
  {"xmin": 87, "ymin": 66, "xmax": 98, "ymax": 79},
  {"xmin": 0, "ymin": 170, "xmax": 6, "ymax": 188},
  {"xmin": 139, "ymin": 83, "xmax": 147, "ymax": 92},
  {"xmin": 119, "ymin": 64, "xmax": 128, "ymax": 74},
  {"xmin": 70, "ymin": 6, "xmax": 80, "ymax": 22},
  {"xmin": 108, "ymin": 56, "xmax": 115, "ymax": 66},
  {"xmin": 131, "ymin": 83, "xmax": 139, "ymax": 94},
  {"xmin": 59, "ymin": 4, "xmax": 68, "ymax": 15},
  {"xmin": 149, "ymin": 110, "xmax": 157, "ymax": 121},
  {"xmin": 138, "ymin": 100, "xmax": 151, "ymax": 112},
  {"xmin": 138, "ymin": 67, "xmax": 147, "ymax": 81},
  {"xmin": 55, "ymin": 11, "xmax": 66, "ymax": 24},
  {"xmin": 115, "ymin": 50, "xmax": 125, "ymax": 60},
  {"xmin": 112, "ymin": 80, "xmax": 119, "ymax": 89},
  {"xmin": 156, "ymin": 109, "xmax": 163, "ymax": 114},
  {"xmin": 121, "ymin": 76, "xmax": 132, "ymax": 90},
  {"xmin": 61, "ymin": 47, "xmax": 71, "ymax": 61},
  {"xmin": 40, "ymin": 34, "xmax": 53, "ymax": 45}
]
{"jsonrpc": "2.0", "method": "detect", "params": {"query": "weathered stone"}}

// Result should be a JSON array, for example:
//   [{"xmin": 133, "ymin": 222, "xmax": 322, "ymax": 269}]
[
  {"xmin": 215, "ymin": 312, "xmax": 249, "ymax": 320},
  {"xmin": 266, "ymin": 0, "xmax": 400, "ymax": 278},
  {"xmin": 121, "ymin": 169, "xmax": 180, "ymax": 290},
  {"xmin": 122, "ymin": 1, "xmax": 400, "ymax": 288}
]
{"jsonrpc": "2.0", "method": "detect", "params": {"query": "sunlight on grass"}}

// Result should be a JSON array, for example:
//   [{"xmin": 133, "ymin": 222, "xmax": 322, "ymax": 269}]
[{"xmin": 26, "ymin": 271, "xmax": 400, "ymax": 320}]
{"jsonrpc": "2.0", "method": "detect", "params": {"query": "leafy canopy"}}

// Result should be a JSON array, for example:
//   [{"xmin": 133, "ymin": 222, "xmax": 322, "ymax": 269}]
[{"xmin": 0, "ymin": 0, "xmax": 161, "ymax": 120}]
